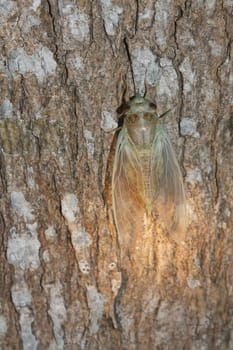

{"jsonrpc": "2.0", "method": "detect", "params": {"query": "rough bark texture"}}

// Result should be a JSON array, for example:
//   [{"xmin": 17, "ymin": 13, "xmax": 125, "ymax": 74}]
[{"xmin": 0, "ymin": 0, "xmax": 233, "ymax": 349}]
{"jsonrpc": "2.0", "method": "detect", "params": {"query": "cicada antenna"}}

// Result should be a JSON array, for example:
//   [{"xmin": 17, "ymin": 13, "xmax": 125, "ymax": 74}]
[
  {"xmin": 105, "ymin": 126, "xmax": 122, "ymax": 133},
  {"xmin": 159, "ymin": 109, "xmax": 172, "ymax": 119},
  {"xmin": 159, "ymin": 105, "xmax": 178, "ymax": 119}
]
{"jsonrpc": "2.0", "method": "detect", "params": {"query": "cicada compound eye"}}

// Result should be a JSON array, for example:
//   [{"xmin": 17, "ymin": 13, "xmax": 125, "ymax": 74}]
[
  {"xmin": 149, "ymin": 102, "xmax": 157, "ymax": 110},
  {"xmin": 116, "ymin": 103, "xmax": 130, "ymax": 116}
]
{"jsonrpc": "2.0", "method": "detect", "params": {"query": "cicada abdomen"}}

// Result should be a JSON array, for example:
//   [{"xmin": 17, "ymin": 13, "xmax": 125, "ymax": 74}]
[{"xmin": 112, "ymin": 95, "xmax": 186, "ymax": 246}]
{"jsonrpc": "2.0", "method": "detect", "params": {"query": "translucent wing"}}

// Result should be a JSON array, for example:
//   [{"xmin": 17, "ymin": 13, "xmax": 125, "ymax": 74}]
[
  {"xmin": 112, "ymin": 128, "xmax": 146, "ymax": 244},
  {"xmin": 112, "ymin": 123, "xmax": 186, "ymax": 244},
  {"xmin": 151, "ymin": 124, "xmax": 186, "ymax": 235}
]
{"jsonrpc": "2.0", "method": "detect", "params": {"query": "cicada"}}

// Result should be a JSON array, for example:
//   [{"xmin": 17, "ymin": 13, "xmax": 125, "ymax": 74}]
[{"xmin": 112, "ymin": 95, "xmax": 186, "ymax": 243}]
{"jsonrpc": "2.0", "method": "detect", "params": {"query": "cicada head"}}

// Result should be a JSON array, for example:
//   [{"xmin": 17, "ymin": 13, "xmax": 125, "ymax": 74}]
[
  {"xmin": 117, "ymin": 96, "xmax": 159, "ymax": 148},
  {"xmin": 116, "ymin": 95, "xmax": 157, "ymax": 118}
]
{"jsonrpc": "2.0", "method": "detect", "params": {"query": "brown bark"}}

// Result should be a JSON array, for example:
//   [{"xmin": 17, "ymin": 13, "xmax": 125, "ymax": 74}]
[{"xmin": 0, "ymin": 0, "xmax": 233, "ymax": 349}]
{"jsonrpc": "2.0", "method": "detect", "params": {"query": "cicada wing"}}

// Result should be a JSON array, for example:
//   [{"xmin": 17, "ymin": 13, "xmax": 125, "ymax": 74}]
[
  {"xmin": 112, "ymin": 129, "xmax": 145, "ymax": 242},
  {"xmin": 151, "ymin": 125, "xmax": 186, "ymax": 236}
]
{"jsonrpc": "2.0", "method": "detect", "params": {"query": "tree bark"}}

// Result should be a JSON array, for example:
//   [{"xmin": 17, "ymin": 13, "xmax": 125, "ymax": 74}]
[{"xmin": 0, "ymin": 0, "xmax": 233, "ymax": 349}]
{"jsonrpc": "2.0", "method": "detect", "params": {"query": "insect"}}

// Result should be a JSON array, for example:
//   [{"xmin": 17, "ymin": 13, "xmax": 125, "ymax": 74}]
[{"xmin": 112, "ymin": 95, "xmax": 186, "ymax": 242}]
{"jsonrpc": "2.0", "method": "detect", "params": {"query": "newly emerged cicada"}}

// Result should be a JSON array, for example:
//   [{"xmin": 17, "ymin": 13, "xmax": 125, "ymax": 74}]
[{"xmin": 112, "ymin": 95, "xmax": 186, "ymax": 243}]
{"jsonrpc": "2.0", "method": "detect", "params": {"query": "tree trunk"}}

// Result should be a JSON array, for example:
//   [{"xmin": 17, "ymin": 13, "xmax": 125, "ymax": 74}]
[{"xmin": 0, "ymin": 0, "xmax": 233, "ymax": 349}]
